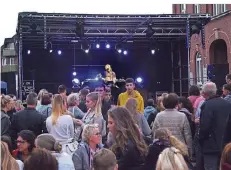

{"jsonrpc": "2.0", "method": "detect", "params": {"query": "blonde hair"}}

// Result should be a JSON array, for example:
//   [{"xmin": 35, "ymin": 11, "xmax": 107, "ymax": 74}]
[
  {"xmin": 51, "ymin": 94, "xmax": 66, "ymax": 125},
  {"xmin": 1, "ymin": 95, "xmax": 12, "ymax": 108},
  {"xmin": 1, "ymin": 141, "xmax": 19, "ymax": 170},
  {"xmin": 169, "ymin": 135, "xmax": 189, "ymax": 157},
  {"xmin": 156, "ymin": 147, "xmax": 189, "ymax": 170},
  {"xmin": 82, "ymin": 124, "xmax": 99, "ymax": 142},
  {"xmin": 87, "ymin": 92, "xmax": 102, "ymax": 117},
  {"xmin": 125, "ymin": 98, "xmax": 139, "ymax": 124},
  {"xmin": 154, "ymin": 128, "xmax": 172, "ymax": 140},
  {"xmin": 15, "ymin": 100, "xmax": 24, "ymax": 110},
  {"xmin": 156, "ymin": 96, "xmax": 165, "ymax": 111}
]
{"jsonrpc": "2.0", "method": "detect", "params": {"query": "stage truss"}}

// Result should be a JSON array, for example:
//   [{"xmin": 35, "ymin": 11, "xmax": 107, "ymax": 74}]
[{"xmin": 16, "ymin": 12, "xmax": 211, "ymax": 99}]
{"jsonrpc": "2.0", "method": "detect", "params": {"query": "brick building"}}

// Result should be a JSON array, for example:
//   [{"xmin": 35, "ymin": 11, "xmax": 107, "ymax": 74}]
[{"xmin": 173, "ymin": 4, "xmax": 231, "ymax": 87}]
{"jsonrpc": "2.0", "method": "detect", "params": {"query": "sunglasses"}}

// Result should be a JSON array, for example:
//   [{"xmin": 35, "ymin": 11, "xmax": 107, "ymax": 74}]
[{"xmin": 15, "ymin": 140, "xmax": 26, "ymax": 144}]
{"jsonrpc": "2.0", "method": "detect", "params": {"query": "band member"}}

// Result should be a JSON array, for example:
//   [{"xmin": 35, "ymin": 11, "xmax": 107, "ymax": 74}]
[
  {"xmin": 104, "ymin": 64, "xmax": 116, "ymax": 83},
  {"xmin": 117, "ymin": 78, "xmax": 144, "ymax": 113}
]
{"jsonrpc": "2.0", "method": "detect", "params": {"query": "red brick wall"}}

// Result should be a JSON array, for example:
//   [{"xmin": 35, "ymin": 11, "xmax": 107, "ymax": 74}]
[{"xmin": 190, "ymin": 13, "xmax": 231, "ymax": 84}]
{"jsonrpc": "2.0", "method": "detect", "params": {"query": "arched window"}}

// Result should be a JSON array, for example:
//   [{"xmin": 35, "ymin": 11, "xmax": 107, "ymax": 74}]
[{"xmin": 196, "ymin": 52, "xmax": 203, "ymax": 85}]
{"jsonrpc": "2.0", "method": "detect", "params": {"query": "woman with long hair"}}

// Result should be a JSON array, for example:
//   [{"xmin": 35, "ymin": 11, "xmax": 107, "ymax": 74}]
[
  {"xmin": 220, "ymin": 143, "xmax": 231, "ymax": 170},
  {"xmin": 156, "ymin": 147, "xmax": 189, "ymax": 170},
  {"xmin": 125, "ymin": 98, "xmax": 151, "ymax": 136},
  {"xmin": 1, "ymin": 94, "xmax": 12, "ymax": 136},
  {"xmin": 75, "ymin": 92, "xmax": 105, "ymax": 137},
  {"xmin": 46, "ymin": 94, "xmax": 74, "ymax": 142},
  {"xmin": 107, "ymin": 106, "xmax": 148, "ymax": 170},
  {"xmin": 1, "ymin": 141, "xmax": 23, "ymax": 170}
]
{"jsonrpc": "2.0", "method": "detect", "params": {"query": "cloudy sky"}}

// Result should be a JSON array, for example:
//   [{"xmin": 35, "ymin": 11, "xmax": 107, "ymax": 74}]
[{"xmin": 0, "ymin": 0, "xmax": 172, "ymax": 45}]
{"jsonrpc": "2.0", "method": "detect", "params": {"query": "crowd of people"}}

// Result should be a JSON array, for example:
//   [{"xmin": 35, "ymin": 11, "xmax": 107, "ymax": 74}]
[{"xmin": 1, "ymin": 74, "xmax": 231, "ymax": 170}]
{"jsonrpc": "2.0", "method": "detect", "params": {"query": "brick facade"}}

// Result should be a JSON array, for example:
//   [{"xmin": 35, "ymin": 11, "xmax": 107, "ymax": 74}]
[{"xmin": 173, "ymin": 4, "xmax": 231, "ymax": 85}]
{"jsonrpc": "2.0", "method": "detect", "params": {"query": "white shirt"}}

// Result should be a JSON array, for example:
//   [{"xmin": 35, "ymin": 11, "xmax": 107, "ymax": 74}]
[{"xmin": 46, "ymin": 115, "xmax": 74, "ymax": 142}]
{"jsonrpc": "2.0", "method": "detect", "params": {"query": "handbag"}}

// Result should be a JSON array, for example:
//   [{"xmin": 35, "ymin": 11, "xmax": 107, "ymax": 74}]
[{"xmin": 61, "ymin": 138, "xmax": 78, "ymax": 155}]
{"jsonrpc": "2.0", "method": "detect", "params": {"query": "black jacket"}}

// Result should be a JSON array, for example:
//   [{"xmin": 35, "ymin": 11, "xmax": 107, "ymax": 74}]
[
  {"xmin": 116, "ymin": 140, "xmax": 146, "ymax": 170},
  {"xmin": 10, "ymin": 107, "xmax": 46, "ymax": 140},
  {"xmin": 1, "ymin": 110, "xmax": 11, "ymax": 136},
  {"xmin": 144, "ymin": 139, "xmax": 170, "ymax": 170},
  {"xmin": 199, "ymin": 96, "xmax": 231, "ymax": 154}
]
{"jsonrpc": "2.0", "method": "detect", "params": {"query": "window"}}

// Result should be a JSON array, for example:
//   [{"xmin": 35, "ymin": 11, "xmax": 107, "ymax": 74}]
[
  {"xmin": 196, "ymin": 52, "xmax": 203, "ymax": 85},
  {"xmin": 213, "ymin": 4, "xmax": 226, "ymax": 15},
  {"xmin": 1, "ymin": 58, "xmax": 6, "ymax": 66},
  {"xmin": 180, "ymin": 4, "xmax": 186, "ymax": 13},
  {"xmin": 194, "ymin": 4, "xmax": 200, "ymax": 14},
  {"xmin": 9, "ymin": 58, "xmax": 15, "ymax": 65}
]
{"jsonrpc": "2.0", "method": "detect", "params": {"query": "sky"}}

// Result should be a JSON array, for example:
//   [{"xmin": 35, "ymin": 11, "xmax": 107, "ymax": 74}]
[{"xmin": 0, "ymin": 0, "xmax": 173, "ymax": 45}]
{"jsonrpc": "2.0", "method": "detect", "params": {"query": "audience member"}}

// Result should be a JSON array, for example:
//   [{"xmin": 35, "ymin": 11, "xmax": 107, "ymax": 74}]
[
  {"xmin": 1, "ymin": 95, "xmax": 12, "ymax": 136},
  {"xmin": 78, "ymin": 88, "xmax": 89, "ymax": 113},
  {"xmin": 67, "ymin": 93, "xmax": 84, "ymax": 119},
  {"xmin": 93, "ymin": 148, "xmax": 118, "ymax": 170},
  {"xmin": 1, "ymin": 141, "xmax": 23, "ymax": 170},
  {"xmin": 107, "ymin": 106, "xmax": 148, "ymax": 170},
  {"xmin": 12, "ymin": 130, "xmax": 36, "ymax": 162},
  {"xmin": 11, "ymin": 92, "xmax": 46, "ymax": 141},
  {"xmin": 220, "ymin": 143, "xmax": 231, "ymax": 170},
  {"xmin": 24, "ymin": 148, "xmax": 58, "ymax": 170},
  {"xmin": 72, "ymin": 124, "xmax": 102, "ymax": 170},
  {"xmin": 125, "ymin": 98, "xmax": 151, "ymax": 136},
  {"xmin": 156, "ymin": 147, "xmax": 189, "ymax": 170},
  {"xmin": 35, "ymin": 133, "xmax": 75, "ymax": 170},
  {"xmin": 37, "ymin": 92, "xmax": 52, "ymax": 117}
]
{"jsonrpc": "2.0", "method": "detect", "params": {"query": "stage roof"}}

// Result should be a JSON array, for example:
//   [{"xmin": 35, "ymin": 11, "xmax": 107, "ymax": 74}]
[{"xmin": 17, "ymin": 12, "xmax": 211, "ymax": 49}]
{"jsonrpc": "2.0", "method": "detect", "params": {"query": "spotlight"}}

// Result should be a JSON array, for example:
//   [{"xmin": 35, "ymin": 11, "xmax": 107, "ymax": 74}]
[
  {"xmin": 151, "ymin": 49, "xmax": 155, "ymax": 54},
  {"xmin": 123, "ymin": 50, "xmax": 128, "ymax": 55},
  {"xmin": 73, "ymin": 72, "xmax": 77, "ymax": 76},
  {"xmin": 85, "ymin": 49, "xmax": 89, "ymax": 53},
  {"xmin": 58, "ymin": 50, "xmax": 62, "ymax": 55},
  {"xmin": 96, "ymin": 44, "xmax": 100, "ymax": 49},
  {"xmin": 72, "ymin": 78, "xmax": 80, "ymax": 85},
  {"xmin": 136, "ymin": 77, "xmax": 143, "ymax": 83},
  {"xmin": 117, "ymin": 49, "xmax": 122, "ymax": 53},
  {"xmin": 106, "ymin": 43, "xmax": 110, "ymax": 49},
  {"xmin": 27, "ymin": 50, "xmax": 31, "ymax": 55},
  {"xmin": 49, "ymin": 50, "xmax": 53, "ymax": 53}
]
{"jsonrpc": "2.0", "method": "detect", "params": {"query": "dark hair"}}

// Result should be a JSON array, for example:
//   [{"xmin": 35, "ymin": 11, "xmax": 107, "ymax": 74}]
[
  {"xmin": 147, "ymin": 99, "xmax": 154, "ymax": 106},
  {"xmin": 223, "ymin": 84, "xmax": 231, "ymax": 91},
  {"xmin": 17, "ymin": 130, "xmax": 36, "ymax": 152},
  {"xmin": 41, "ymin": 93, "xmax": 51, "ymax": 105},
  {"xmin": 58, "ymin": 85, "xmax": 66, "ymax": 94},
  {"xmin": 1, "ymin": 136, "xmax": 13, "ymax": 153},
  {"xmin": 80, "ymin": 88, "xmax": 90, "ymax": 96},
  {"xmin": 26, "ymin": 92, "xmax": 38, "ymax": 105},
  {"xmin": 8, "ymin": 94, "xmax": 16, "ymax": 99},
  {"xmin": 178, "ymin": 97, "xmax": 194, "ymax": 114},
  {"xmin": 125, "ymin": 78, "xmax": 135, "ymax": 84},
  {"xmin": 162, "ymin": 93, "xmax": 179, "ymax": 109},
  {"xmin": 189, "ymin": 85, "xmax": 200, "ymax": 96},
  {"xmin": 24, "ymin": 148, "xmax": 58, "ymax": 170},
  {"xmin": 226, "ymin": 74, "xmax": 231, "ymax": 80}
]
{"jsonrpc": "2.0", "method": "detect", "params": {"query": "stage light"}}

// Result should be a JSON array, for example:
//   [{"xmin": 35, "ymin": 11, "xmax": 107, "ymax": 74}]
[
  {"xmin": 123, "ymin": 50, "xmax": 128, "ymax": 55},
  {"xmin": 58, "ymin": 50, "xmax": 62, "ymax": 55},
  {"xmin": 72, "ymin": 78, "xmax": 80, "ymax": 85},
  {"xmin": 85, "ymin": 49, "xmax": 89, "ymax": 53},
  {"xmin": 136, "ymin": 77, "xmax": 143, "ymax": 83},
  {"xmin": 49, "ymin": 50, "xmax": 53, "ymax": 53},
  {"xmin": 106, "ymin": 43, "xmax": 110, "ymax": 49},
  {"xmin": 151, "ymin": 49, "xmax": 155, "ymax": 54},
  {"xmin": 73, "ymin": 72, "xmax": 77, "ymax": 76},
  {"xmin": 96, "ymin": 44, "xmax": 100, "ymax": 48},
  {"xmin": 27, "ymin": 50, "xmax": 31, "ymax": 55},
  {"xmin": 118, "ymin": 49, "xmax": 122, "ymax": 53}
]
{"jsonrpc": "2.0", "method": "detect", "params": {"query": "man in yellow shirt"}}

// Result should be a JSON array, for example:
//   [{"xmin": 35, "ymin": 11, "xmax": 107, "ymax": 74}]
[{"xmin": 117, "ymin": 78, "xmax": 144, "ymax": 113}]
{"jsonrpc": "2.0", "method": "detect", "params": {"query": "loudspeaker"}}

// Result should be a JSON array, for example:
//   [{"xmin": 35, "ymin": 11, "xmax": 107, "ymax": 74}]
[{"xmin": 207, "ymin": 64, "xmax": 229, "ymax": 88}]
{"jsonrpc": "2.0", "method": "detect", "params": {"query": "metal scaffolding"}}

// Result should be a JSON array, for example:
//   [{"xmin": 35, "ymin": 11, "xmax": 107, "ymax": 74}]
[{"xmin": 16, "ymin": 12, "xmax": 211, "ymax": 99}]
